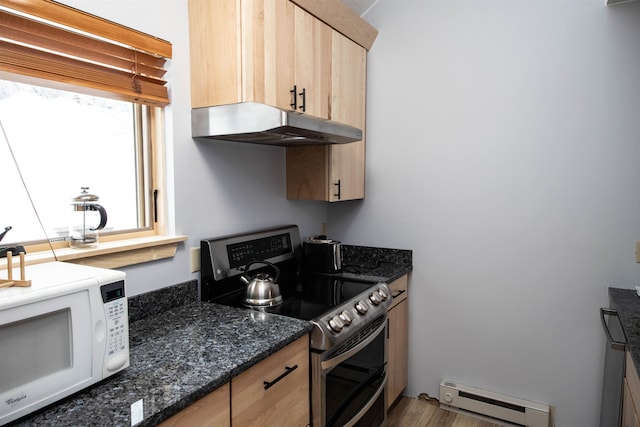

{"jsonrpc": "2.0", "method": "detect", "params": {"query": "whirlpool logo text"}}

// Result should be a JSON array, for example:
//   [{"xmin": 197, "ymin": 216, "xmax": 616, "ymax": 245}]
[{"xmin": 5, "ymin": 393, "xmax": 27, "ymax": 407}]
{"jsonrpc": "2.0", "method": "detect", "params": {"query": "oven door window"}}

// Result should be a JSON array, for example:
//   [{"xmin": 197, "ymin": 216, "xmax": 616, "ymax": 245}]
[{"xmin": 325, "ymin": 329, "xmax": 386, "ymax": 427}]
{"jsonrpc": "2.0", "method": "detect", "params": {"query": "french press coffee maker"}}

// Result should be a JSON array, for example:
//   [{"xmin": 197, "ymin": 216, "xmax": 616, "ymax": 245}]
[{"xmin": 69, "ymin": 187, "xmax": 107, "ymax": 248}]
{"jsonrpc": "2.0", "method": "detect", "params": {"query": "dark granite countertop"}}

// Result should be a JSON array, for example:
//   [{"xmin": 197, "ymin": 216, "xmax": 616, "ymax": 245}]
[
  {"xmin": 340, "ymin": 244, "xmax": 413, "ymax": 283},
  {"xmin": 11, "ymin": 301, "xmax": 312, "ymax": 427},
  {"xmin": 609, "ymin": 288, "xmax": 640, "ymax": 371},
  {"xmin": 9, "ymin": 244, "xmax": 412, "ymax": 426}
]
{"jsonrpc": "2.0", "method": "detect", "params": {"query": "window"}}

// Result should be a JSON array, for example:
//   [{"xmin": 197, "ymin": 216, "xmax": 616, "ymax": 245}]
[
  {"xmin": 0, "ymin": 80, "xmax": 152, "ymax": 244},
  {"xmin": 0, "ymin": 0, "xmax": 184, "ymax": 266}
]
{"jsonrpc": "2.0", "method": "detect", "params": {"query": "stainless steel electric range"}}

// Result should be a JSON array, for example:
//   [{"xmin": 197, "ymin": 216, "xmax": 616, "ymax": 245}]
[{"xmin": 200, "ymin": 225, "xmax": 391, "ymax": 427}]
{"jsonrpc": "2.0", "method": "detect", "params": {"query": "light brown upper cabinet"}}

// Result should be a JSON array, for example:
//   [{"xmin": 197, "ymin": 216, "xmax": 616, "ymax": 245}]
[
  {"xmin": 286, "ymin": 31, "xmax": 366, "ymax": 201},
  {"xmin": 188, "ymin": 0, "xmax": 374, "ymax": 202},
  {"xmin": 293, "ymin": 6, "xmax": 332, "ymax": 119},
  {"xmin": 188, "ymin": 0, "xmax": 330, "ymax": 119}
]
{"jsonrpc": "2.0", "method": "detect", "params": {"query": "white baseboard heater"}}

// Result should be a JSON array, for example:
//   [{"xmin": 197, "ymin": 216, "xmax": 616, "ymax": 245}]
[{"xmin": 439, "ymin": 381, "xmax": 551, "ymax": 427}]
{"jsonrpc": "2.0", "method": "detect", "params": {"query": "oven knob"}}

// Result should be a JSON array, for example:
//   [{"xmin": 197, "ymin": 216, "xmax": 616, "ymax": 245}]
[
  {"xmin": 355, "ymin": 300, "xmax": 368, "ymax": 314},
  {"xmin": 377, "ymin": 289, "xmax": 388, "ymax": 301},
  {"xmin": 369, "ymin": 292, "xmax": 382, "ymax": 305},
  {"xmin": 328, "ymin": 316, "xmax": 345, "ymax": 333},
  {"xmin": 339, "ymin": 310, "xmax": 353, "ymax": 325}
]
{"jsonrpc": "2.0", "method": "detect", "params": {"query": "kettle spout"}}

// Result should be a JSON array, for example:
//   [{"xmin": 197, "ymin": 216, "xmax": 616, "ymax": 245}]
[{"xmin": 239, "ymin": 275, "xmax": 250, "ymax": 285}]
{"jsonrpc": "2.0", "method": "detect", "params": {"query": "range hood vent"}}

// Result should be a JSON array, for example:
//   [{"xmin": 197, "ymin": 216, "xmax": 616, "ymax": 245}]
[{"xmin": 191, "ymin": 102, "xmax": 362, "ymax": 146}]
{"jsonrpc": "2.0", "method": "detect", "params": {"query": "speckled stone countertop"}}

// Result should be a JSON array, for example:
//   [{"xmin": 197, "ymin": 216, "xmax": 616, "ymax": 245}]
[
  {"xmin": 340, "ymin": 245, "xmax": 413, "ymax": 283},
  {"xmin": 10, "ymin": 283, "xmax": 312, "ymax": 427},
  {"xmin": 10, "ymin": 244, "xmax": 412, "ymax": 426},
  {"xmin": 609, "ymin": 288, "xmax": 640, "ymax": 370}
]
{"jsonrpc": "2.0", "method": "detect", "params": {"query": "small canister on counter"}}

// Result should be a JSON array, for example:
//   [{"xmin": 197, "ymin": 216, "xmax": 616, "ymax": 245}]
[{"xmin": 302, "ymin": 236, "xmax": 342, "ymax": 274}]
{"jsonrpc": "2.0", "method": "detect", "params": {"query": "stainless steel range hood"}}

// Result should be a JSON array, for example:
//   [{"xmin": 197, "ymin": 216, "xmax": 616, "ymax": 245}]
[{"xmin": 191, "ymin": 102, "xmax": 362, "ymax": 146}]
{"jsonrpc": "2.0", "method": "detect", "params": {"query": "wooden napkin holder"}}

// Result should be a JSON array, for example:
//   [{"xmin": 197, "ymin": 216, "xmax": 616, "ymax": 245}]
[{"xmin": 0, "ymin": 251, "xmax": 32, "ymax": 288}]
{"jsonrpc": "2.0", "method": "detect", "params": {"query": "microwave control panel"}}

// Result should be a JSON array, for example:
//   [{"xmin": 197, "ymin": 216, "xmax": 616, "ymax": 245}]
[{"xmin": 100, "ymin": 280, "xmax": 129, "ymax": 360}]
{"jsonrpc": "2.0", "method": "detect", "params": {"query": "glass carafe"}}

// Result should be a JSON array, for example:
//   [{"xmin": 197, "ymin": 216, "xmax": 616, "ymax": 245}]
[{"xmin": 69, "ymin": 187, "xmax": 107, "ymax": 248}]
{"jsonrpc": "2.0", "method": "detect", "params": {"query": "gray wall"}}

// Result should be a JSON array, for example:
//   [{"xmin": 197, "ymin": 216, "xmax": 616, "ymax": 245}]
[{"xmin": 329, "ymin": 0, "xmax": 640, "ymax": 425}]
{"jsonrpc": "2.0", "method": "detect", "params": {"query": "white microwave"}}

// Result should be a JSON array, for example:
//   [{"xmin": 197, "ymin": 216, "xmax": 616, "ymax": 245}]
[{"xmin": 0, "ymin": 261, "xmax": 129, "ymax": 425}]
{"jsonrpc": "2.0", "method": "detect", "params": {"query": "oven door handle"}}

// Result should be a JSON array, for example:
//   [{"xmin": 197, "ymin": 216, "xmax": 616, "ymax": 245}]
[
  {"xmin": 321, "ymin": 318, "xmax": 386, "ymax": 372},
  {"xmin": 342, "ymin": 374, "xmax": 387, "ymax": 427}
]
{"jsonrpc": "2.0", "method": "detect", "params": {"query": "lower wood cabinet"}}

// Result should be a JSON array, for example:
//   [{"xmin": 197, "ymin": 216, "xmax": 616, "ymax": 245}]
[
  {"xmin": 232, "ymin": 334, "xmax": 310, "ymax": 426},
  {"xmin": 157, "ymin": 383, "xmax": 230, "ymax": 427},
  {"xmin": 623, "ymin": 351, "xmax": 640, "ymax": 427},
  {"xmin": 157, "ymin": 334, "xmax": 309, "ymax": 427},
  {"xmin": 386, "ymin": 275, "xmax": 409, "ymax": 408}
]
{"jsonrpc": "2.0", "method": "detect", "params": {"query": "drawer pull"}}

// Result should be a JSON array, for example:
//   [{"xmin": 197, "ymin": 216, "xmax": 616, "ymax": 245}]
[
  {"xmin": 334, "ymin": 180, "xmax": 341, "ymax": 199},
  {"xmin": 392, "ymin": 289, "xmax": 406, "ymax": 299},
  {"xmin": 290, "ymin": 85, "xmax": 298, "ymax": 110},
  {"xmin": 298, "ymin": 87, "xmax": 306, "ymax": 112},
  {"xmin": 264, "ymin": 365, "xmax": 298, "ymax": 390}
]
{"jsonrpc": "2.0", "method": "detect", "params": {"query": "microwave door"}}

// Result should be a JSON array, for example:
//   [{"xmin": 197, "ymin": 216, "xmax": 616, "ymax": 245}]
[{"xmin": 0, "ymin": 288, "xmax": 94, "ymax": 423}]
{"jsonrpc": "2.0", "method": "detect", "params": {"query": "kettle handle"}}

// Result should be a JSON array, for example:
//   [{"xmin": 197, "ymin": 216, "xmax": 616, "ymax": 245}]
[
  {"xmin": 88, "ymin": 204, "xmax": 108, "ymax": 231},
  {"xmin": 242, "ymin": 260, "xmax": 280, "ymax": 283}
]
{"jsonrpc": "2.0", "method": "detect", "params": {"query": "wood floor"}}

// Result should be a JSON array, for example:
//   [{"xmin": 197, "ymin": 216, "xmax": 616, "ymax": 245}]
[{"xmin": 387, "ymin": 394, "xmax": 501, "ymax": 427}]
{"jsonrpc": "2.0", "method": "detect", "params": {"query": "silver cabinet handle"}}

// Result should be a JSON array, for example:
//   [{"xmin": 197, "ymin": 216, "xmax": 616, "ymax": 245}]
[{"xmin": 600, "ymin": 308, "xmax": 626, "ymax": 351}]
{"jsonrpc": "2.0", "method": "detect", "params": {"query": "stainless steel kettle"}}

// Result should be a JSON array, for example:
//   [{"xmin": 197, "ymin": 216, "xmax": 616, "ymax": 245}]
[{"xmin": 240, "ymin": 260, "xmax": 282, "ymax": 308}]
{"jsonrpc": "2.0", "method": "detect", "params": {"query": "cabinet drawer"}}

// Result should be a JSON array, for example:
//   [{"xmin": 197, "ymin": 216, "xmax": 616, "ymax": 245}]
[
  {"xmin": 232, "ymin": 335, "xmax": 310, "ymax": 426},
  {"xmin": 388, "ymin": 275, "xmax": 408, "ymax": 310}
]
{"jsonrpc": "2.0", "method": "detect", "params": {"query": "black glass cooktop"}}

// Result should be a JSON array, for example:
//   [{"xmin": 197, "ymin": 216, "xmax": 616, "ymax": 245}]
[{"xmin": 209, "ymin": 276, "xmax": 379, "ymax": 321}]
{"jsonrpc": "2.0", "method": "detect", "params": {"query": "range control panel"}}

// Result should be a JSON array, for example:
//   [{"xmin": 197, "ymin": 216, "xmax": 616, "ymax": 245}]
[
  {"xmin": 201, "ymin": 225, "xmax": 301, "ymax": 282},
  {"xmin": 227, "ymin": 233, "xmax": 292, "ymax": 269}
]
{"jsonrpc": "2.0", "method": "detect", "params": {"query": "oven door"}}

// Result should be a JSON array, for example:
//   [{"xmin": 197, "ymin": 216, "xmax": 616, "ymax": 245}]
[{"xmin": 313, "ymin": 316, "xmax": 387, "ymax": 427}]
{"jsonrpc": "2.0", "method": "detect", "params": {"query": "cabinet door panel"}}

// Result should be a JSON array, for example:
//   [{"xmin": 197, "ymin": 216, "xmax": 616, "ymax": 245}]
[
  {"xmin": 242, "ymin": 0, "xmax": 295, "ymax": 109},
  {"xmin": 624, "ymin": 379, "xmax": 640, "ymax": 427},
  {"xmin": 294, "ymin": 6, "xmax": 331, "ymax": 119},
  {"xmin": 626, "ymin": 352, "xmax": 640, "ymax": 427},
  {"xmin": 329, "ymin": 30, "xmax": 366, "ymax": 201},
  {"xmin": 232, "ymin": 335, "xmax": 310, "ymax": 426},
  {"xmin": 188, "ymin": 0, "xmax": 241, "ymax": 108},
  {"xmin": 387, "ymin": 299, "xmax": 408, "ymax": 408},
  {"xmin": 286, "ymin": 145, "xmax": 330, "ymax": 200}
]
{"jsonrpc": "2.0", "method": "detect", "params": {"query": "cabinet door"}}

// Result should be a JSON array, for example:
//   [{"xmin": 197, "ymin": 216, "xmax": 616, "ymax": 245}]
[
  {"xmin": 328, "ymin": 30, "xmax": 366, "ymax": 201},
  {"xmin": 294, "ymin": 6, "xmax": 331, "ymax": 119},
  {"xmin": 624, "ymin": 379, "xmax": 640, "ymax": 427},
  {"xmin": 242, "ymin": 0, "xmax": 295, "ymax": 110},
  {"xmin": 157, "ymin": 383, "xmax": 230, "ymax": 427},
  {"xmin": 625, "ymin": 352, "xmax": 640, "ymax": 427},
  {"xmin": 387, "ymin": 298, "xmax": 408, "ymax": 408},
  {"xmin": 188, "ymin": 0, "xmax": 242, "ymax": 108},
  {"xmin": 232, "ymin": 335, "xmax": 310, "ymax": 426}
]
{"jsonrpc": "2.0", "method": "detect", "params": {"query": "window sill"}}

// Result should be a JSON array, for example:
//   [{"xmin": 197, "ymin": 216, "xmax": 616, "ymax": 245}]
[{"xmin": 1, "ymin": 235, "xmax": 188, "ymax": 270}]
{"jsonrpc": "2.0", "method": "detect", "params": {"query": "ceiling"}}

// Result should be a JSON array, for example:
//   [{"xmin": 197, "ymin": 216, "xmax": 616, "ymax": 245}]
[{"xmin": 340, "ymin": 0, "xmax": 380, "ymax": 16}]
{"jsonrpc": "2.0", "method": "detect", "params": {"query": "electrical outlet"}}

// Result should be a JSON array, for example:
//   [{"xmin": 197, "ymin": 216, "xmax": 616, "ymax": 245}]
[{"xmin": 190, "ymin": 247, "xmax": 201, "ymax": 272}]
